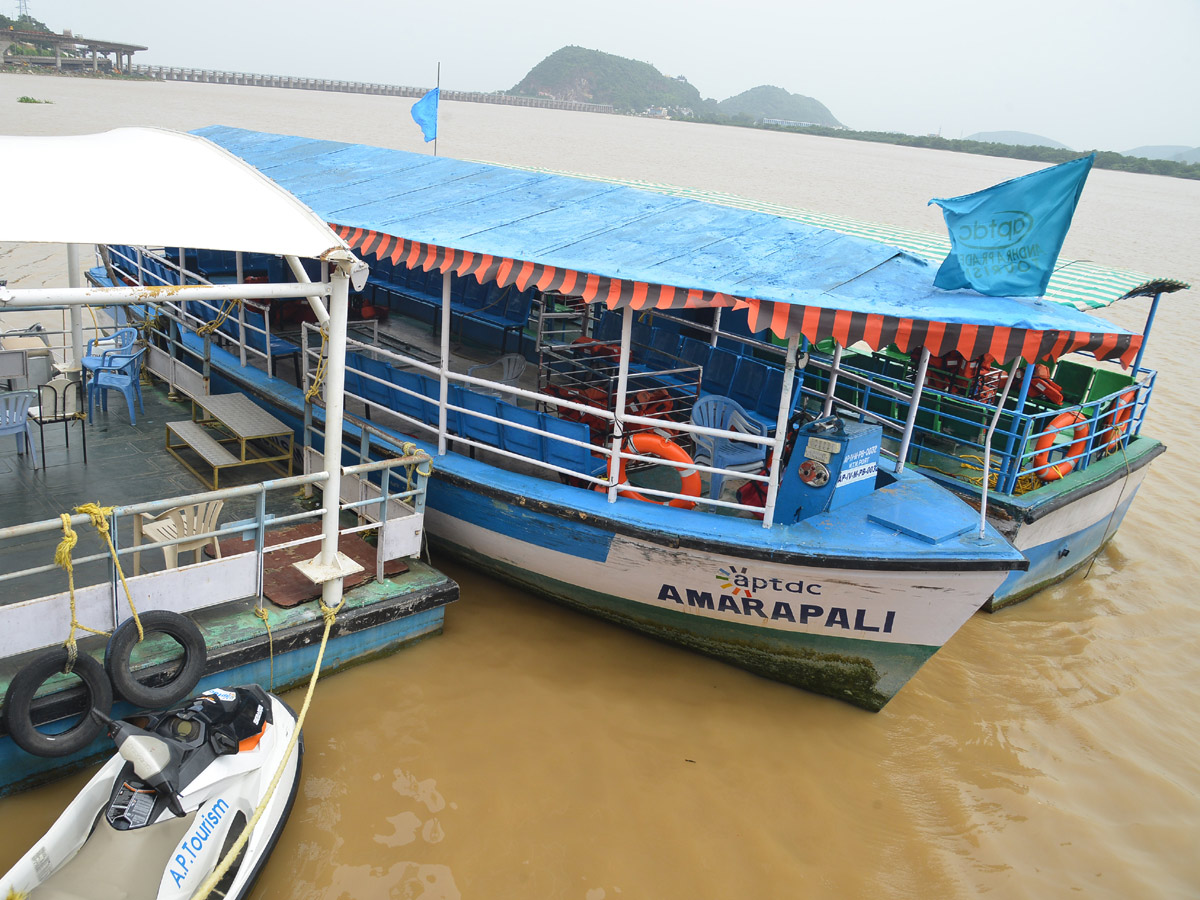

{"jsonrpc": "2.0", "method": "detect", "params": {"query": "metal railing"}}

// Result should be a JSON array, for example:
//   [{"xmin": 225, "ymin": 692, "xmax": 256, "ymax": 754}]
[
  {"xmin": 0, "ymin": 451, "xmax": 430, "ymax": 658},
  {"xmin": 303, "ymin": 327, "xmax": 776, "ymax": 515}
]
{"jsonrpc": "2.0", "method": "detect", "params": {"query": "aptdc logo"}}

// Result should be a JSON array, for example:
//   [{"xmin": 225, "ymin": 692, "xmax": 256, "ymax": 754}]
[
  {"xmin": 955, "ymin": 210, "xmax": 1035, "ymax": 250},
  {"xmin": 715, "ymin": 563, "xmax": 821, "ymax": 597},
  {"xmin": 716, "ymin": 565, "xmax": 754, "ymax": 598}
]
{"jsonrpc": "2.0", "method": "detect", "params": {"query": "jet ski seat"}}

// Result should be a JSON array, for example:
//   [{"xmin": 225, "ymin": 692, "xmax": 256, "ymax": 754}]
[{"xmin": 30, "ymin": 811, "xmax": 196, "ymax": 900}]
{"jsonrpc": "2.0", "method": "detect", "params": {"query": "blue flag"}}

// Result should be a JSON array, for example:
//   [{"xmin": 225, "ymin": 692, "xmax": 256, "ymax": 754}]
[
  {"xmin": 410, "ymin": 88, "xmax": 439, "ymax": 143},
  {"xmin": 929, "ymin": 153, "xmax": 1095, "ymax": 297}
]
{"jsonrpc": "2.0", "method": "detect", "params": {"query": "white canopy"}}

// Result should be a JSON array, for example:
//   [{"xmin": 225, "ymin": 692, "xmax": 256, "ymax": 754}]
[{"xmin": 0, "ymin": 127, "xmax": 349, "ymax": 260}]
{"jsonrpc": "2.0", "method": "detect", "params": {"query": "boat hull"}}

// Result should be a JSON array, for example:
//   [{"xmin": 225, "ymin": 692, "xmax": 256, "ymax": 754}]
[
  {"xmin": 425, "ymin": 478, "xmax": 1007, "ymax": 711},
  {"xmin": 930, "ymin": 438, "xmax": 1164, "ymax": 611}
]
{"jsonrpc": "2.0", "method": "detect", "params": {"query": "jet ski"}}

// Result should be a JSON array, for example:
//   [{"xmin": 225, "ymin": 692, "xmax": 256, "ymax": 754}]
[{"xmin": 0, "ymin": 685, "xmax": 302, "ymax": 900}]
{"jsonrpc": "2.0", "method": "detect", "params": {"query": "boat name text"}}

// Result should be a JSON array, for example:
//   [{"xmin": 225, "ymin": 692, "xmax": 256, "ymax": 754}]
[
  {"xmin": 170, "ymin": 797, "xmax": 230, "ymax": 888},
  {"xmin": 657, "ymin": 583, "xmax": 896, "ymax": 632}
]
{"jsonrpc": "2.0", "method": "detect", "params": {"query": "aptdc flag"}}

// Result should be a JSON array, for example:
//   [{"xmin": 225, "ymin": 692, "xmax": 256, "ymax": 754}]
[
  {"xmin": 410, "ymin": 88, "xmax": 439, "ymax": 142},
  {"xmin": 929, "ymin": 153, "xmax": 1095, "ymax": 297}
]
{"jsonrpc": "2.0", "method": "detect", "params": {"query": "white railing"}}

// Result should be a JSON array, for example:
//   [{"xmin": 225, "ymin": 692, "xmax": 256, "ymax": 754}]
[{"xmin": 0, "ymin": 453, "xmax": 429, "ymax": 658}]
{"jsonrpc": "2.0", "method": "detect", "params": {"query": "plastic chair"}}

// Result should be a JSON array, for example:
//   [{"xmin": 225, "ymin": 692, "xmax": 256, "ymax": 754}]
[
  {"xmin": 80, "ymin": 327, "xmax": 138, "ymax": 384},
  {"xmin": 0, "ymin": 390, "xmax": 38, "ymax": 468},
  {"xmin": 32, "ymin": 377, "xmax": 87, "ymax": 469},
  {"xmin": 690, "ymin": 395, "xmax": 767, "ymax": 499},
  {"xmin": 87, "ymin": 346, "xmax": 146, "ymax": 425},
  {"xmin": 467, "ymin": 353, "xmax": 527, "ymax": 398},
  {"xmin": 138, "ymin": 500, "xmax": 224, "ymax": 569}
]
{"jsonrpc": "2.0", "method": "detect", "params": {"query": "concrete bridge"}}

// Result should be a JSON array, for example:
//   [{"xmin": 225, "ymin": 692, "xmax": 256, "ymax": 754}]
[
  {"xmin": 130, "ymin": 65, "xmax": 616, "ymax": 114},
  {"xmin": 1, "ymin": 28, "xmax": 146, "ymax": 73}
]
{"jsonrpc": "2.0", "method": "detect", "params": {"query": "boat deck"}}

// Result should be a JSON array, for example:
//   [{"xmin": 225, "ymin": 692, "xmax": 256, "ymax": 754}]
[{"xmin": 0, "ymin": 378, "xmax": 316, "ymax": 606}]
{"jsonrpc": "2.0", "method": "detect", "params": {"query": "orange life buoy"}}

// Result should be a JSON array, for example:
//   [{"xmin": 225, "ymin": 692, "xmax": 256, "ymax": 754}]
[
  {"xmin": 1097, "ymin": 389, "xmax": 1137, "ymax": 452},
  {"xmin": 1032, "ymin": 411, "xmax": 1090, "ymax": 481},
  {"xmin": 595, "ymin": 433, "xmax": 700, "ymax": 509}
]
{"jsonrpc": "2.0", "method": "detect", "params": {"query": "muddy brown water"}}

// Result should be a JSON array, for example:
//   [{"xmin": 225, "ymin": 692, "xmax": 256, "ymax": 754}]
[{"xmin": 1, "ymin": 74, "xmax": 1198, "ymax": 898}]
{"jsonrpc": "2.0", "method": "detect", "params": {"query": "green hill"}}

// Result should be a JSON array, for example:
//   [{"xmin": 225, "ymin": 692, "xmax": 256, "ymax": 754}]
[
  {"xmin": 511, "ymin": 46, "xmax": 704, "ymax": 113},
  {"xmin": 717, "ymin": 85, "xmax": 841, "ymax": 127}
]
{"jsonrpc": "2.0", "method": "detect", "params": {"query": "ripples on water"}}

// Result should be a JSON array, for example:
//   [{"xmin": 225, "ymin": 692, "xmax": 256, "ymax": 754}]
[{"xmin": 1, "ymin": 74, "xmax": 1198, "ymax": 898}]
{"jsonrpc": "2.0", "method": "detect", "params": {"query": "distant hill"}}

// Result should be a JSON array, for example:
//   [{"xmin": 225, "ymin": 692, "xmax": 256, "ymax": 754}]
[
  {"xmin": 511, "ymin": 46, "xmax": 703, "ymax": 114},
  {"xmin": 1174, "ymin": 148, "xmax": 1200, "ymax": 164},
  {"xmin": 510, "ymin": 47, "xmax": 841, "ymax": 125},
  {"xmin": 717, "ymin": 85, "xmax": 841, "ymax": 127},
  {"xmin": 965, "ymin": 131, "xmax": 1071, "ymax": 150},
  {"xmin": 1123, "ymin": 144, "xmax": 1192, "ymax": 160}
]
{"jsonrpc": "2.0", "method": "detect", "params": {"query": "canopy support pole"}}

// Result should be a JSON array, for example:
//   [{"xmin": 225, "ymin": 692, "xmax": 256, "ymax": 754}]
[
  {"xmin": 606, "ymin": 308, "xmax": 633, "ymax": 503},
  {"xmin": 762, "ymin": 334, "xmax": 801, "ymax": 528},
  {"xmin": 66, "ymin": 244, "xmax": 85, "ymax": 372},
  {"xmin": 1132, "ymin": 291, "xmax": 1163, "ymax": 375},
  {"xmin": 894, "ymin": 347, "xmax": 931, "ymax": 474},
  {"xmin": 976, "ymin": 362, "xmax": 1022, "ymax": 540},
  {"xmin": 438, "ymin": 271, "xmax": 451, "ymax": 455},
  {"xmin": 821, "ymin": 342, "xmax": 843, "ymax": 418},
  {"xmin": 319, "ymin": 263, "xmax": 352, "ymax": 609}
]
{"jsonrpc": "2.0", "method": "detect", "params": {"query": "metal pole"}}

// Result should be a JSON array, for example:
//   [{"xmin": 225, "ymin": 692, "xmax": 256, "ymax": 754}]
[
  {"xmin": 66, "ymin": 244, "xmax": 85, "ymax": 372},
  {"xmin": 762, "ymin": 334, "xmax": 800, "ymax": 528},
  {"xmin": 822, "ymin": 342, "xmax": 843, "ymax": 418},
  {"xmin": 1131, "ymin": 291, "xmax": 1162, "ymax": 375},
  {"xmin": 438, "ymin": 270, "xmax": 451, "ymax": 455},
  {"xmin": 235, "ymin": 251, "xmax": 247, "ymax": 367},
  {"xmin": 606, "ymin": 308, "xmax": 633, "ymax": 502},
  {"xmin": 894, "ymin": 347, "xmax": 931, "ymax": 474},
  {"xmin": 318, "ymin": 264, "xmax": 351, "ymax": 611},
  {"xmin": 977, "ymin": 363, "xmax": 1022, "ymax": 540},
  {"xmin": 434, "ymin": 63, "xmax": 440, "ymax": 158}
]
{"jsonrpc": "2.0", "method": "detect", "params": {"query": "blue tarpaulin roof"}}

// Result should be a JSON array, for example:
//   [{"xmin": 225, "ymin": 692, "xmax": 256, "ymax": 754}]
[{"xmin": 195, "ymin": 125, "xmax": 1141, "ymax": 365}]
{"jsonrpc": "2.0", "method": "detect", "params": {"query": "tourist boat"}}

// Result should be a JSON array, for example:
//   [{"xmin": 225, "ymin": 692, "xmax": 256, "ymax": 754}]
[
  {"xmin": 86, "ymin": 124, "xmax": 1185, "ymax": 712},
  {"xmin": 0, "ymin": 128, "xmax": 456, "ymax": 796}
]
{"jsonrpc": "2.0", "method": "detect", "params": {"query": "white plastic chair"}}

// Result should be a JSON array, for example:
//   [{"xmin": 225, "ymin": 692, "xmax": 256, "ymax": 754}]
[
  {"xmin": 138, "ymin": 500, "xmax": 224, "ymax": 568},
  {"xmin": 690, "ymin": 395, "xmax": 767, "ymax": 499},
  {"xmin": 0, "ymin": 390, "xmax": 39, "ymax": 468},
  {"xmin": 467, "ymin": 353, "xmax": 527, "ymax": 397}
]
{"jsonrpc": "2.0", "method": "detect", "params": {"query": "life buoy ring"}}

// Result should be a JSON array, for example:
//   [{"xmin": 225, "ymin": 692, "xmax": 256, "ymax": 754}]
[
  {"xmin": 1097, "ymin": 389, "xmax": 1137, "ymax": 452},
  {"xmin": 104, "ymin": 610, "xmax": 207, "ymax": 709},
  {"xmin": 3, "ymin": 648, "xmax": 113, "ymax": 758},
  {"xmin": 596, "ymin": 433, "xmax": 700, "ymax": 509},
  {"xmin": 1033, "ymin": 411, "xmax": 1090, "ymax": 481}
]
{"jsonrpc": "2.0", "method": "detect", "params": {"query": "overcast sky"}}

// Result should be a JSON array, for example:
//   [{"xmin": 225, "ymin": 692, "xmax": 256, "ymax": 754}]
[{"xmin": 25, "ymin": 0, "xmax": 1200, "ymax": 152}]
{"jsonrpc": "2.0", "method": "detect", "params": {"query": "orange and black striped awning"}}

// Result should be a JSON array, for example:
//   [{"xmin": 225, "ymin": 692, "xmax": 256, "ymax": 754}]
[{"xmin": 335, "ymin": 226, "xmax": 1141, "ymax": 367}]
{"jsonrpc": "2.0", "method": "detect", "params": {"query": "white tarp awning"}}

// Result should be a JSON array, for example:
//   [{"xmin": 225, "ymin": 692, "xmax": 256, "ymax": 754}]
[{"xmin": 0, "ymin": 127, "xmax": 349, "ymax": 260}]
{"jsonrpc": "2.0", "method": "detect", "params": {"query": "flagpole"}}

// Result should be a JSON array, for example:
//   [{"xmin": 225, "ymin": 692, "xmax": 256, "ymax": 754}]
[{"xmin": 434, "ymin": 62, "xmax": 440, "ymax": 158}]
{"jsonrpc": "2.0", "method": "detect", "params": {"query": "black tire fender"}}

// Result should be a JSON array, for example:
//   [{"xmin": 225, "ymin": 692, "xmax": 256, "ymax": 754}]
[
  {"xmin": 104, "ymin": 610, "xmax": 207, "ymax": 709},
  {"xmin": 3, "ymin": 648, "xmax": 113, "ymax": 758}
]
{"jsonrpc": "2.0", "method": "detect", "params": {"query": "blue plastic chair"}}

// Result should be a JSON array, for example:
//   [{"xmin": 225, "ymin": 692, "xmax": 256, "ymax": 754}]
[
  {"xmin": 0, "ymin": 390, "xmax": 38, "ymax": 467},
  {"xmin": 81, "ymin": 327, "xmax": 138, "ymax": 386},
  {"xmin": 87, "ymin": 346, "xmax": 146, "ymax": 425},
  {"xmin": 690, "ymin": 395, "xmax": 767, "ymax": 499}
]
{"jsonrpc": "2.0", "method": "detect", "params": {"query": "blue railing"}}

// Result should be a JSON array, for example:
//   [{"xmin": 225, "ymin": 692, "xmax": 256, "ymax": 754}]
[{"xmin": 805, "ymin": 352, "xmax": 1154, "ymax": 495}]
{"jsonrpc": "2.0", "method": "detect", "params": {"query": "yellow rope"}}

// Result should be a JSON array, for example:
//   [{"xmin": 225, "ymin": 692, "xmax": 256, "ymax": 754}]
[
  {"xmin": 7, "ymin": 887, "xmax": 29, "ymax": 900},
  {"xmin": 55, "ymin": 504, "xmax": 144, "ymax": 665},
  {"xmin": 193, "ymin": 593, "xmax": 344, "ymax": 900},
  {"xmin": 303, "ymin": 328, "xmax": 330, "ymax": 404},
  {"xmin": 196, "ymin": 298, "xmax": 242, "ymax": 336},
  {"xmin": 54, "ymin": 513, "xmax": 111, "ymax": 670},
  {"xmin": 254, "ymin": 606, "xmax": 274, "ymax": 690}
]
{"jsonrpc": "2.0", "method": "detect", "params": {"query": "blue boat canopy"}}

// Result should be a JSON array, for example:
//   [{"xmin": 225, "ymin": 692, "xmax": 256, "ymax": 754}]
[{"xmin": 196, "ymin": 125, "xmax": 1144, "ymax": 366}]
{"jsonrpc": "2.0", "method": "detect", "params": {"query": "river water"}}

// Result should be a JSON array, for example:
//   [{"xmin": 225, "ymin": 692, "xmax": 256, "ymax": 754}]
[{"xmin": 1, "ymin": 74, "xmax": 1198, "ymax": 899}]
